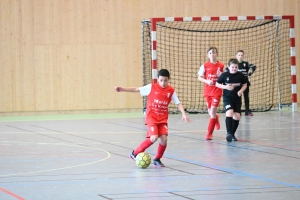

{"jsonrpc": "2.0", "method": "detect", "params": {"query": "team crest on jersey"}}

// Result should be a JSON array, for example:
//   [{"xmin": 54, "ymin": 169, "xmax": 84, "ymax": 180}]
[
  {"xmin": 226, "ymin": 77, "xmax": 229, "ymax": 82},
  {"xmin": 243, "ymin": 63, "xmax": 246, "ymax": 67},
  {"xmin": 151, "ymin": 126, "xmax": 155, "ymax": 132},
  {"xmin": 167, "ymin": 93, "xmax": 170, "ymax": 98}
]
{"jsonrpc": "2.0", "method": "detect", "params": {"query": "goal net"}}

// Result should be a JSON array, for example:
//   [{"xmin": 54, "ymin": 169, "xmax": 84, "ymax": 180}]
[{"xmin": 142, "ymin": 16, "xmax": 297, "ymax": 113}]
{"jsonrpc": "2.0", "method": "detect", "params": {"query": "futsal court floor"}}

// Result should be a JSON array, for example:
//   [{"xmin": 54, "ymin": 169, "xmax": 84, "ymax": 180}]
[{"xmin": 0, "ymin": 110, "xmax": 300, "ymax": 200}]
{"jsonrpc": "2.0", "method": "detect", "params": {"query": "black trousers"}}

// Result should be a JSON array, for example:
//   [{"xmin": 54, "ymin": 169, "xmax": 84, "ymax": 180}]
[{"xmin": 243, "ymin": 82, "xmax": 250, "ymax": 111}]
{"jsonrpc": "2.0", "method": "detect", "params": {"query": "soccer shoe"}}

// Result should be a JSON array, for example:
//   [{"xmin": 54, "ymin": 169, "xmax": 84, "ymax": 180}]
[
  {"xmin": 153, "ymin": 158, "xmax": 165, "ymax": 167},
  {"xmin": 245, "ymin": 110, "xmax": 253, "ymax": 116},
  {"xmin": 232, "ymin": 135, "xmax": 238, "ymax": 141},
  {"xmin": 215, "ymin": 114, "xmax": 220, "ymax": 130},
  {"xmin": 129, "ymin": 151, "xmax": 136, "ymax": 161},
  {"xmin": 205, "ymin": 133, "xmax": 212, "ymax": 140},
  {"xmin": 226, "ymin": 133, "xmax": 233, "ymax": 142}
]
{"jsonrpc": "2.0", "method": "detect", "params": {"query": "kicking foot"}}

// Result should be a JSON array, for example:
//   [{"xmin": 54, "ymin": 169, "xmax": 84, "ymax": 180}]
[{"xmin": 129, "ymin": 151, "xmax": 136, "ymax": 161}]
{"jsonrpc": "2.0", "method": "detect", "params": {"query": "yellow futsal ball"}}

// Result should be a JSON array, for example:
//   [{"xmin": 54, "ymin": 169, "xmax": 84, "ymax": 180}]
[{"xmin": 135, "ymin": 152, "xmax": 151, "ymax": 169}]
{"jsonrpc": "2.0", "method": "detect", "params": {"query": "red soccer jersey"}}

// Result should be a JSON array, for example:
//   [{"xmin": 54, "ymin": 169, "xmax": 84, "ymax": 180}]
[
  {"xmin": 145, "ymin": 83, "xmax": 174, "ymax": 125},
  {"xmin": 201, "ymin": 61, "xmax": 224, "ymax": 97}
]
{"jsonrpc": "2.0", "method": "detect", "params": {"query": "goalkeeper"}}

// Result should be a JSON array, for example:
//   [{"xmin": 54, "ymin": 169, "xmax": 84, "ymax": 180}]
[{"xmin": 236, "ymin": 50, "xmax": 257, "ymax": 116}]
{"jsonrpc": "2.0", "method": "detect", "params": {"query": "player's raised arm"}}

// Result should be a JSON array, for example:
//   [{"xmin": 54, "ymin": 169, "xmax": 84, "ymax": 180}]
[{"xmin": 115, "ymin": 86, "xmax": 140, "ymax": 93}]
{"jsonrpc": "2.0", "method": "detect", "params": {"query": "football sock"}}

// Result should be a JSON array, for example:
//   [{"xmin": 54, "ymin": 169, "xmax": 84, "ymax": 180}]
[
  {"xmin": 155, "ymin": 143, "xmax": 167, "ymax": 159},
  {"xmin": 232, "ymin": 119, "xmax": 240, "ymax": 135},
  {"xmin": 208, "ymin": 118, "xmax": 216, "ymax": 134},
  {"xmin": 134, "ymin": 138, "xmax": 153, "ymax": 155},
  {"xmin": 225, "ymin": 117, "xmax": 233, "ymax": 133}
]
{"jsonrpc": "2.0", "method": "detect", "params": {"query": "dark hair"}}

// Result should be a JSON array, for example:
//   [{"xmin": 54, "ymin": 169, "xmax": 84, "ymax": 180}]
[
  {"xmin": 228, "ymin": 58, "xmax": 239, "ymax": 66},
  {"xmin": 237, "ymin": 50, "xmax": 244, "ymax": 54},
  {"xmin": 207, "ymin": 46, "xmax": 218, "ymax": 54},
  {"xmin": 158, "ymin": 69, "xmax": 170, "ymax": 78}
]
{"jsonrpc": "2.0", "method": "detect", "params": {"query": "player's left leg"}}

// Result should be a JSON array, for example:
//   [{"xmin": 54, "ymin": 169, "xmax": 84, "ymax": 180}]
[
  {"xmin": 205, "ymin": 97, "xmax": 215, "ymax": 140},
  {"xmin": 244, "ymin": 84, "xmax": 253, "ymax": 116},
  {"xmin": 211, "ymin": 96, "xmax": 221, "ymax": 130},
  {"xmin": 224, "ymin": 100, "xmax": 234, "ymax": 142},
  {"xmin": 231, "ymin": 103, "xmax": 242, "ymax": 141},
  {"xmin": 206, "ymin": 96, "xmax": 221, "ymax": 140},
  {"xmin": 153, "ymin": 124, "xmax": 168, "ymax": 167}
]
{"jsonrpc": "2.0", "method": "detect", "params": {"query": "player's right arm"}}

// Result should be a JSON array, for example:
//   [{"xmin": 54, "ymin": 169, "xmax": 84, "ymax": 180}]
[
  {"xmin": 197, "ymin": 65, "xmax": 214, "ymax": 86},
  {"xmin": 115, "ymin": 84, "xmax": 152, "ymax": 94},
  {"xmin": 115, "ymin": 86, "xmax": 140, "ymax": 92},
  {"xmin": 215, "ymin": 82, "xmax": 234, "ymax": 91},
  {"xmin": 216, "ymin": 74, "xmax": 234, "ymax": 91}
]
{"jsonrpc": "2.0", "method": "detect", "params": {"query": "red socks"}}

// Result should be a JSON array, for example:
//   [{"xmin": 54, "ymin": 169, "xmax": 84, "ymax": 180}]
[
  {"xmin": 155, "ymin": 143, "xmax": 167, "ymax": 159},
  {"xmin": 134, "ymin": 138, "xmax": 153, "ymax": 155},
  {"xmin": 208, "ymin": 118, "xmax": 216, "ymax": 134},
  {"xmin": 134, "ymin": 139, "xmax": 167, "ymax": 159}
]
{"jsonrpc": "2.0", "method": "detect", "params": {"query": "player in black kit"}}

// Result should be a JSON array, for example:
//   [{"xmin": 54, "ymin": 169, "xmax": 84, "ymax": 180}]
[
  {"xmin": 236, "ymin": 50, "xmax": 256, "ymax": 116},
  {"xmin": 216, "ymin": 58, "xmax": 247, "ymax": 142}
]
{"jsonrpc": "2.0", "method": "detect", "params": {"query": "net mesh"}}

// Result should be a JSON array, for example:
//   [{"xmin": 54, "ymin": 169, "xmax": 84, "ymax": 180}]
[{"xmin": 142, "ymin": 19, "xmax": 291, "ymax": 113}]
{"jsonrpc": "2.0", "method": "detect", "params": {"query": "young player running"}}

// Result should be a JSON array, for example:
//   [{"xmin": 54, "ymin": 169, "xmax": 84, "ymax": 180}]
[
  {"xmin": 115, "ymin": 69, "xmax": 190, "ymax": 167},
  {"xmin": 216, "ymin": 58, "xmax": 247, "ymax": 141},
  {"xmin": 197, "ymin": 47, "xmax": 224, "ymax": 140}
]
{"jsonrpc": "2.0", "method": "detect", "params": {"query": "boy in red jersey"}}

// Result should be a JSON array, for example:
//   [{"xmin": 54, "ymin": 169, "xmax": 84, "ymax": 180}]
[
  {"xmin": 115, "ymin": 69, "xmax": 190, "ymax": 167},
  {"xmin": 197, "ymin": 47, "xmax": 224, "ymax": 140}
]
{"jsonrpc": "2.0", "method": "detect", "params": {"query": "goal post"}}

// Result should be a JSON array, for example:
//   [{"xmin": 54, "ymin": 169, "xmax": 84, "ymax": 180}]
[{"xmin": 142, "ymin": 15, "xmax": 297, "ymax": 113}]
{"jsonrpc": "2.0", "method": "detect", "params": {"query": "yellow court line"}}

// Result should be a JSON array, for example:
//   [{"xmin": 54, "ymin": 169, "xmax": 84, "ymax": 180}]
[{"xmin": 0, "ymin": 143, "xmax": 110, "ymax": 178}]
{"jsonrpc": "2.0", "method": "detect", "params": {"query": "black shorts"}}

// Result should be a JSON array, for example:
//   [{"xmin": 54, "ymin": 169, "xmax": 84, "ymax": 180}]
[{"xmin": 223, "ymin": 99, "xmax": 242, "ymax": 113}]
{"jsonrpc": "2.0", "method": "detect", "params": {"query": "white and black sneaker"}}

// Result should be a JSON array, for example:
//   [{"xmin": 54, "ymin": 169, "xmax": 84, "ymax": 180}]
[{"xmin": 129, "ymin": 151, "xmax": 136, "ymax": 161}]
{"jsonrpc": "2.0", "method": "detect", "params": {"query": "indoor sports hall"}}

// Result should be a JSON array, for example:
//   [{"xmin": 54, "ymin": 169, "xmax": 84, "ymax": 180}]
[{"xmin": 1, "ymin": 0, "xmax": 300, "ymax": 199}]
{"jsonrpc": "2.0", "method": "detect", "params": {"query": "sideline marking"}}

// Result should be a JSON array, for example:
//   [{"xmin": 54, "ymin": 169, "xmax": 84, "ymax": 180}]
[
  {"xmin": 0, "ymin": 142, "xmax": 110, "ymax": 178},
  {"xmin": 0, "ymin": 187, "xmax": 25, "ymax": 200}
]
